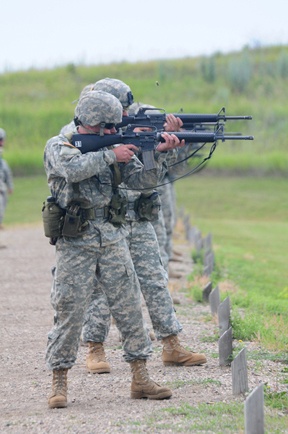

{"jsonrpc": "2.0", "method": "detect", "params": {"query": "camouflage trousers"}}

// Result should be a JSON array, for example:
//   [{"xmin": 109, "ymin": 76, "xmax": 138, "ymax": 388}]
[
  {"xmin": 150, "ymin": 208, "xmax": 169, "ymax": 272},
  {"xmin": 157, "ymin": 181, "xmax": 176, "ymax": 261},
  {"xmin": 0, "ymin": 191, "xmax": 7, "ymax": 224},
  {"xmin": 82, "ymin": 220, "xmax": 182, "ymax": 343},
  {"xmin": 46, "ymin": 233, "xmax": 152, "ymax": 370}
]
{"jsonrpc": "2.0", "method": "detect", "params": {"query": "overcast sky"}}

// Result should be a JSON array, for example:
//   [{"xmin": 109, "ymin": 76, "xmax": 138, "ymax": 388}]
[{"xmin": 1, "ymin": 0, "xmax": 288, "ymax": 73}]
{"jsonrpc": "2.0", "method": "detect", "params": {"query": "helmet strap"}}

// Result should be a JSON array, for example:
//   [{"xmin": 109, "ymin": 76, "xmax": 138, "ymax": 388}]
[{"xmin": 99, "ymin": 122, "xmax": 105, "ymax": 136}]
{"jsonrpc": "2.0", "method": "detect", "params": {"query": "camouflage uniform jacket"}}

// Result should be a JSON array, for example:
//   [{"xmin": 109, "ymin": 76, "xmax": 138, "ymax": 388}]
[
  {"xmin": 0, "ymin": 157, "xmax": 13, "ymax": 194},
  {"xmin": 44, "ymin": 133, "xmax": 170, "ymax": 246}
]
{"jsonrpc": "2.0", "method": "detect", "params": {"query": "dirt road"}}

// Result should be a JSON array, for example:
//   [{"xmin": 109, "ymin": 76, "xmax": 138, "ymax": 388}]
[{"xmin": 0, "ymin": 224, "xmax": 286, "ymax": 433}]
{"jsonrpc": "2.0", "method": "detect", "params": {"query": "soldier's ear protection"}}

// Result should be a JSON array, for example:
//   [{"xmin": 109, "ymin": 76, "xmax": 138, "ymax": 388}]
[
  {"xmin": 127, "ymin": 91, "xmax": 134, "ymax": 106},
  {"xmin": 122, "ymin": 91, "xmax": 134, "ymax": 109},
  {"xmin": 74, "ymin": 117, "xmax": 82, "ymax": 127}
]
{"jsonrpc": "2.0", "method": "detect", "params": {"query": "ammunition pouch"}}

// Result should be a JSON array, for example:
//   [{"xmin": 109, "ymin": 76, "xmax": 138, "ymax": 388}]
[
  {"xmin": 42, "ymin": 197, "xmax": 65, "ymax": 242},
  {"xmin": 135, "ymin": 192, "xmax": 161, "ymax": 221},
  {"xmin": 108, "ymin": 191, "xmax": 127, "ymax": 225},
  {"xmin": 62, "ymin": 203, "xmax": 83, "ymax": 237},
  {"xmin": 42, "ymin": 192, "xmax": 127, "ymax": 244},
  {"xmin": 42, "ymin": 198, "xmax": 88, "ymax": 243}
]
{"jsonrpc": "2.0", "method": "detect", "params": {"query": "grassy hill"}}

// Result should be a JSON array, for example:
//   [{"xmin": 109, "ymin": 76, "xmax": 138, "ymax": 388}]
[
  {"xmin": 2, "ymin": 48, "xmax": 287, "ymax": 423},
  {"xmin": 1, "ymin": 44, "xmax": 288, "ymax": 175}
]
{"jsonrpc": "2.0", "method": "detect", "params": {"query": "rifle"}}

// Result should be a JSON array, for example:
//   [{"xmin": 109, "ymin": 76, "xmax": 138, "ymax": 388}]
[
  {"xmin": 117, "ymin": 106, "xmax": 253, "ymax": 131},
  {"xmin": 71, "ymin": 126, "xmax": 254, "ymax": 171}
]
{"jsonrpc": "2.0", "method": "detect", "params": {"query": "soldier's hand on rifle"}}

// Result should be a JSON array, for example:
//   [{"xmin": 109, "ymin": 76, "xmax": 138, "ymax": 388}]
[
  {"xmin": 156, "ymin": 132, "xmax": 185, "ymax": 152},
  {"xmin": 112, "ymin": 144, "xmax": 138, "ymax": 163},
  {"xmin": 164, "ymin": 114, "xmax": 183, "ymax": 132}
]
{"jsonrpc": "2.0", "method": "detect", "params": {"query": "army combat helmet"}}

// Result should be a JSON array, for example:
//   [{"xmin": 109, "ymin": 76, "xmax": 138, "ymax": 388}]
[
  {"xmin": 93, "ymin": 78, "xmax": 134, "ymax": 109},
  {"xmin": 78, "ymin": 83, "xmax": 94, "ymax": 100},
  {"xmin": 74, "ymin": 90, "xmax": 123, "ymax": 127},
  {"xmin": 128, "ymin": 102, "xmax": 160, "ymax": 116}
]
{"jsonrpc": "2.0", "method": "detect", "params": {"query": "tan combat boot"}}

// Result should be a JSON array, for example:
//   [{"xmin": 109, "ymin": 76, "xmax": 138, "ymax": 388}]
[
  {"xmin": 86, "ymin": 342, "xmax": 111, "ymax": 374},
  {"xmin": 130, "ymin": 359, "xmax": 172, "ymax": 400},
  {"xmin": 162, "ymin": 335, "xmax": 207, "ymax": 366},
  {"xmin": 48, "ymin": 368, "xmax": 68, "ymax": 409}
]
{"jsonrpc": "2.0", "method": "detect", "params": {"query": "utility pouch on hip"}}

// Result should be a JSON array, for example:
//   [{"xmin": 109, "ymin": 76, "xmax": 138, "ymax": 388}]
[
  {"xmin": 62, "ymin": 203, "xmax": 82, "ymax": 237},
  {"xmin": 42, "ymin": 196, "xmax": 65, "ymax": 239},
  {"xmin": 108, "ymin": 191, "xmax": 127, "ymax": 225},
  {"xmin": 136, "ymin": 192, "xmax": 161, "ymax": 221}
]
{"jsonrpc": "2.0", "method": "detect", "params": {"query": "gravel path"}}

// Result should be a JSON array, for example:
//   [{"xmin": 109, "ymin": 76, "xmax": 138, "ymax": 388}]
[{"xmin": 0, "ymin": 223, "xmax": 286, "ymax": 433}]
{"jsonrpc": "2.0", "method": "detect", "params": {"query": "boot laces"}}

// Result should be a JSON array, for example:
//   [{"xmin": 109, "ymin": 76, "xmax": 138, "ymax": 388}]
[
  {"xmin": 90, "ymin": 345, "xmax": 106, "ymax": 362},
  {"xmin": 163, "ymin": 335, "xmax": 179, "ymax": 349},
  {"xmin": 53, "ymin": 370, "xmax": 67, "ymax": 394},
  {"xmin": 166, "ymin": 336, "xmax": 193, "ymax": 351},
  {"xmin": 139, "ymin": 362, "xmax": 150, "ymax": 382},
  {"xmin": 131, "ymin": 360, "xmax": 150, "ymax": 383},
  {"xmin": 138, "ymin": 361, "xmax": 156, "ymax": 385}
]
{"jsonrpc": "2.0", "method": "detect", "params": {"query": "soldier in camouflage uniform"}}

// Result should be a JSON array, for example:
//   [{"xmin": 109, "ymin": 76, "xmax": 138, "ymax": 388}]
[
  {"xmin": 128, "ymin": 103, "xmax": 196, "ymax": 272},
  {"xmin": 81, "ymin": 79, "xmax": 207, "ymax": 376},
  {"xmin": 125, "ymin": 103, "xmax": 171, "ymax": 272},
  {"xmin": 157, "ymin": 180, "xmax": 176, "ymax": 263},
  {"xmin": 44, "ymin": 90, "xmax": 185, "ymax": 408},
  {"xmin": 0, "ymin": 128, "xmax": 13, "ymax": 232}
]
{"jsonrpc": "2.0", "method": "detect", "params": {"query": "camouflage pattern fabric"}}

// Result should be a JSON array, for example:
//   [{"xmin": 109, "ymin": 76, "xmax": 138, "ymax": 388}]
[
  {"xmin": 0, "ymin": 128, "xmax": 6, "ymax": 139},
  {"xmin": 128, "ymin": 102, "xmax": 158, "ymax": 116},
  {"xmin": 74, "ymin": 90, "xmax": 122, "ymax": 127},
  {"xmin": 82, "ymin": 219, "xmax": 182, "ymax": 343},
  {"xmin": 150, "ymin": 207, "xmax": 169, "ymax": 271},
  {"xmin": 153, "ymin": 143, "xmax": 197, "ymax": 262},
  {"xmin": 155, "ymin": 176, "xmax": 176, "ymax": 262},
  {"xmin": 78, "ymin": 83, "xmax": 94, "ymax": 100},
  {"xmin": 0, "ymin": 158, "xmax": 13, "ymax": 224},
  {"xmin": 44, "ymin": 134, "xmax": 168, "ymax": 212},
  {"xmin": 124, "ymin": 219, "xmax": 182, "ymax": 339},
  {"xmin": 59, "ymin": 120, "xmax": 75, "ymax": 136},
  {"xmin": 44, "ymin": 132, "xmax": 170, "ymax": 369},
  {"xmin": 47, "ymin": 236, "xmax": 151, "ymax": 368},
  {"xmin": 82, "ymin": 184, "xmax": 182, "ymax": 344},
  {"xmin": 82, "ymin": 277, "xmax": 112, "ymax": 343},
  {"xmin": 93, "ymin": 78, "xmax": 133, "ymax": 109},
  {"xmin": 126, "ymin": 101, "xmax": 178, "ymax": 264}
]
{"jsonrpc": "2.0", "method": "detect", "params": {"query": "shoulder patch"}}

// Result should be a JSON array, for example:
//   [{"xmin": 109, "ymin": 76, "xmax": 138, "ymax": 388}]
[
  {"xmin": 62, "ymin": 142, "xmax": 76, "ymax": 148},
  {"xmin": 59, "ymin": 141, "xmax": 80, "ymax": 156}
]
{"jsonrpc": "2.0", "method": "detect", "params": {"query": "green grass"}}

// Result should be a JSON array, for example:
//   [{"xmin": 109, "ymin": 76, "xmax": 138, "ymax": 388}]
[
  {"xmin": 3, "ymin": 176, "xmax": 49, "ymax": 226},
  {"xmin": 4, "ymin": 174, "xmax": 288, "ymax": 352},
  {"xmin": 124, "ymin": 400, "xmax": 288, "ymax": 433},
  {"xmin": 175, "ymin": 174, "xmax": 288, "ymax": 351},
  {"xmin": 3, "ymin": 174, "xmax": 288, "ymax": 431},
  {"xmin": 2, "ymin": 48, "xmax": 288, "ymax": 432},
  {"xmin": 2, "ymin": 44, "xmax": 288, "ymax": 175}
]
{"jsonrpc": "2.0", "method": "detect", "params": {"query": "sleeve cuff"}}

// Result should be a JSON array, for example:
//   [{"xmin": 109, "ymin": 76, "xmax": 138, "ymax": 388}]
[{"xmin": 103, "ymin": 150, "xmax": 116, "ymax": 165}]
